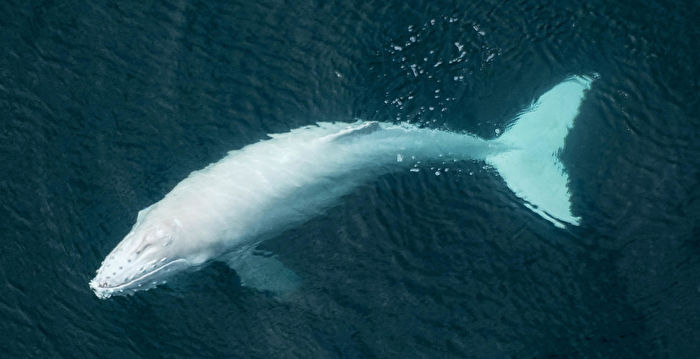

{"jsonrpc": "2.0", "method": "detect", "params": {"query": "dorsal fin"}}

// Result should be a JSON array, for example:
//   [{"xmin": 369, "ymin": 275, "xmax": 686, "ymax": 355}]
[{"xmin": 322, "ymin": 122, "xmax": 381, "ymax": 142}]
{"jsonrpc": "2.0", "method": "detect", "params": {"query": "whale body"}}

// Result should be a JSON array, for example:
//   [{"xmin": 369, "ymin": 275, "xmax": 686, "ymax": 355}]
[{"xmin": 90, "ymin": 75, "xmax": 594, "ymax": 299}]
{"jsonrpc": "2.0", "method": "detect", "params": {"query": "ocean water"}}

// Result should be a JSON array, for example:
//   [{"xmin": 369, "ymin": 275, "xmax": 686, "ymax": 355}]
[{"xmin": 1, "ymin": 0, "xmax": 698, "ymax": 357}]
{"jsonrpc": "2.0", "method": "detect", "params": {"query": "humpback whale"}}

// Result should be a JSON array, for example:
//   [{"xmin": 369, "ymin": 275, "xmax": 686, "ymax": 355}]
[{"xmin": 90, "ymin": 75, "xmax": 594, "ymax": 299}]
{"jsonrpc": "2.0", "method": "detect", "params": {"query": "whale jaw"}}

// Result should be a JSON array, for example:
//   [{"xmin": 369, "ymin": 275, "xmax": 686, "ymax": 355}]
[{"xmin": 90, "ymin": 258, "xmax": 191, "ymax": 299}]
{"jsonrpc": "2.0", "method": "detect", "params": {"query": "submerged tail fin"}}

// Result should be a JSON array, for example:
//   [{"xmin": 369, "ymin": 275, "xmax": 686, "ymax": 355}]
[{"xmin": 486, "ymin": 75, "xmax": 594, "ymax": 228}]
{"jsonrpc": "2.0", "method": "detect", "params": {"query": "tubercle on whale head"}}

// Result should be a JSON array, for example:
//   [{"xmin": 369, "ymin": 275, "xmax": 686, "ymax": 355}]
[
  {"xmin": 90, "ymin": 218, "xmax": 196, "ymax": 299},
  {"xmin": 90, "ymin": 258, "xmax": 192, "ymax": 299}
]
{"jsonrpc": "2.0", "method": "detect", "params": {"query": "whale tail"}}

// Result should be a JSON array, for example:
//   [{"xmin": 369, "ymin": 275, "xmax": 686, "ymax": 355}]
[{"xmin": 486, "ymin": 75, "xmax": 595, "ymax": 228}]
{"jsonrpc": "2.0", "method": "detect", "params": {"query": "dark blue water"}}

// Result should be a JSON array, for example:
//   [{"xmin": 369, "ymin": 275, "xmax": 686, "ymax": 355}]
[{"xmin": 1, "ymin": 0, "xmax": 698, "ymax": 357}]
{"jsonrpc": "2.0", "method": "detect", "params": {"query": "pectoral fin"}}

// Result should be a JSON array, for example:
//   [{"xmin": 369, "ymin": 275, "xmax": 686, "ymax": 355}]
[{"xmin": 226, "ymin": 252, "xmax": 301, "ymax": 294}]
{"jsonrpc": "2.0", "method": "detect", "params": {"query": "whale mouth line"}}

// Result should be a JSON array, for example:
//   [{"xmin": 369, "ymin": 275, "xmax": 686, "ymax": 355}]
[{"xmin": 90, "ymin": 259, "xmax": 190, "ymax": 298}]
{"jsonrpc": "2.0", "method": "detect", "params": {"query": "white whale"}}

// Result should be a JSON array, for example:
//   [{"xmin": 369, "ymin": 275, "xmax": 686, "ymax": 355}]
[{"xmin": 90, "ymin": 75, "xmax": 594, "ymax": 299}]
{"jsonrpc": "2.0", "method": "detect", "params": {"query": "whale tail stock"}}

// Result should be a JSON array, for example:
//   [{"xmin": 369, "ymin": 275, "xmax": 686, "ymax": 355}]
[{"xmin": 486, "ymin": 75, "xmax": 595, "ymax": 228}]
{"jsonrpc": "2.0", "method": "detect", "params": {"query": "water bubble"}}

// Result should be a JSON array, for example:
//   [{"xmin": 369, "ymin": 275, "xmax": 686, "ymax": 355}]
[
  {"xmin": 410, "ymin": 64, "xmax": 418, "ymax": 77},
  {"xmin": 410, "ymin": 168, "xmax": 420, "ymax": 172},
  {"xmin": 435, "ymin": 171, "xmax": 441, "ymax": 176}
]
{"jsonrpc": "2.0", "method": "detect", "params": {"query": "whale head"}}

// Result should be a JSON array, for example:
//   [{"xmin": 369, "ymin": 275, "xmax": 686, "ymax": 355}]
[{"xmin": 89, "ymin": 218, "xmax": 200, "ymax": 299}]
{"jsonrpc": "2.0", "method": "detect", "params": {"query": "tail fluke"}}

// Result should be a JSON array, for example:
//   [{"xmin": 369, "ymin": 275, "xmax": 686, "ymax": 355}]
[{"xmin": 486, "ymin": 75, "xmax": 595, "ymax": 228}]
